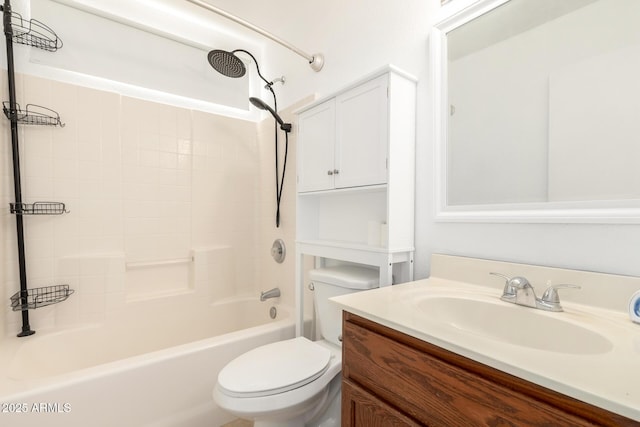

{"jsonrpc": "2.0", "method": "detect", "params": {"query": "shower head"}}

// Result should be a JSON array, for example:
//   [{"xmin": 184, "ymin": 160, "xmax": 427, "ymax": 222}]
[
  {"xmin": 250, "ymin": 97, "xmax": 291, "ymax": 132},
  {"xmin": 208, "ymin": 48, "xmax": 279, "ymax": 91},
  {"xmin": 207, "ymin": 49, "xmax": 246, "ymax": 78}
]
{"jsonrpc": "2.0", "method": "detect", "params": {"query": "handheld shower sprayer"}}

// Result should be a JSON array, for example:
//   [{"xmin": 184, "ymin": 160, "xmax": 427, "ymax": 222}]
[
  {"xmin": 250, "ymin": 97, "xmax": 291, "ymax": 132},
  {"xmin": 207, "ymin": 48, "xmax": 289, "ymax": 228}
]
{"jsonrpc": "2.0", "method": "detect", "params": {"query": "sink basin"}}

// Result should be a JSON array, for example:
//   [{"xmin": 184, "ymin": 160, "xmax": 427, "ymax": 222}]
[{"xmin": 417, "ymin": 296, "xmax": 613, "ymax": 355}]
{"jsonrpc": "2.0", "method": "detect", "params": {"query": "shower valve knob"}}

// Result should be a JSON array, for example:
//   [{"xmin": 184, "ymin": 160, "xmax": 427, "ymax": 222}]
[{"xmin": 270, "ymin": 239, "xmax": 286, "ymax": 263}]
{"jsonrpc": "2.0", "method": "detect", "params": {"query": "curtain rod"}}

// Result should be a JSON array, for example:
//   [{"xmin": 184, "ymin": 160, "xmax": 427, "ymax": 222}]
[{"xmin": 186, "ymin": 0, "xmax": 324, "ymax": 72}]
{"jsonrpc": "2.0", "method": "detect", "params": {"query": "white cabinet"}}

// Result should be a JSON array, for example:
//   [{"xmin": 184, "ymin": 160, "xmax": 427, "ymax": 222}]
[
  {"xmin": 295, "ymin": 66, "xmax": 416, "ymax": 326},
  {"xmin": 297, "ymin": 100, "xmax": 336, "ymax": 192},
  {"xmin": 335, "ymin": 75, "xmax": 389, "ymax": 189},
  {"xmin": 298, "ymin": 75, "xmax": 389, "ymax": 192}
]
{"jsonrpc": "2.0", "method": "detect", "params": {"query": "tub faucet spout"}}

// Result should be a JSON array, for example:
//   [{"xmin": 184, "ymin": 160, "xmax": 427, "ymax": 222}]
[{"xmin": 260, "ymin": 287, "xmax": 280, "ymax": 302}]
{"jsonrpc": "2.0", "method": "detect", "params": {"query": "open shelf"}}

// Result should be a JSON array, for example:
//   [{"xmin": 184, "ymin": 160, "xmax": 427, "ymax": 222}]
[
  {"xmin": 297, "ymin": 239, "xmax": 414, "ymax": 254},
  {"xmin": 10, "ymin": 201, "xmax": 69, "ymax": 215},
  {"xmin": 6, "ymin": 11, "xmax": 62, "ymax": 52},
  {"xmin": 3, "ymin": 102, "xmax": 65, "ymax": 126},
  {"xmin": 297, "ymin": 184, "xmax": 387, "ymax": 197},
  {"xmin": 10, "ymin": 285, "xmax": 74, "ymax": 311}
]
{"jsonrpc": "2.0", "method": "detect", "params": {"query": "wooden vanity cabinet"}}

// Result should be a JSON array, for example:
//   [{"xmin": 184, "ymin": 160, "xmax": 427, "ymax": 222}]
[{"xmin": 342, "ymin": 311, "xmax": 639, "ymax": 427}]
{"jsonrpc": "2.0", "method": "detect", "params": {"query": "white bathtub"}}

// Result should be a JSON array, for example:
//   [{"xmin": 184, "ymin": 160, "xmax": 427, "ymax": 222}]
[{"xmin": 0, "ymin": 297, "xmax": 295, "ymax": 427}]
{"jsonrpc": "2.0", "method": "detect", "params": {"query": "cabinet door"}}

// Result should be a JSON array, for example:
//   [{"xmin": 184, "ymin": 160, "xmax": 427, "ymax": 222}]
[
  {"xmin": 342, "ymin": 379, "xmax": 421, "ymax": 427},
  {"xmin": 335, "ymin": 74, "xmax": 389, "ymax": 189},
  {"xmin": 297, "ymin": 99, "xmax": 336, "ymax": 192}
]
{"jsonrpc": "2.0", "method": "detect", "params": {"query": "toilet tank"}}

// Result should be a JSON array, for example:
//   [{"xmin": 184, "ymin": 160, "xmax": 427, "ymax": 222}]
[{"xmin": 309, "ymin": 265, "xmax": 379, "ymax": 346}]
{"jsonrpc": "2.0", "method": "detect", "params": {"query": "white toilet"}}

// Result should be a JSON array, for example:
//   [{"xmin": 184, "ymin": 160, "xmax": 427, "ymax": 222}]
[{"xmin": 213, "ymin": 265, "xmax": 379, "ymax": 427}]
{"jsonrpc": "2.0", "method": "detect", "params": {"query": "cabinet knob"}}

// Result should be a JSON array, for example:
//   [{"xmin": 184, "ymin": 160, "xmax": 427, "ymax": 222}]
[
  {"xmin": 327, "ymin": 170, "xmax": 333, "ymax": 176},
  {"xmin": 333, "ymin": 169, "xmax": 339, "ymax": 175}
]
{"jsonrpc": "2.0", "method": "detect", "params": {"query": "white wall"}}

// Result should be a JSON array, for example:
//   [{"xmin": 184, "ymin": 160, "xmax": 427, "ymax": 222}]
[
  {"xmin": 1, "ymin": 0, "xmax": 268, "ymax": 120},
  {"xmin": 253, "ymin": 0, "xmax": 640, "ymax": 280},
  {"xmin": 4, "ymin": 0, "xmax": 639, "ymax": 334}
]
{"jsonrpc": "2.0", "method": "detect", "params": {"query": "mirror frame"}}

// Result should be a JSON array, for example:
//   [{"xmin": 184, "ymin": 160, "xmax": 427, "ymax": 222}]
[{"xmin": 431, "ymin": 0, "xmax": 640, "ymax": 224}]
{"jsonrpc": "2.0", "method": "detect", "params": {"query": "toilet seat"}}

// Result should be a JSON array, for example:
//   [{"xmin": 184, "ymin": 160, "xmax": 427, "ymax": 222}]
[{"xmin": 217, "ymin": 337, "xmax": 332, "ymax": 398}]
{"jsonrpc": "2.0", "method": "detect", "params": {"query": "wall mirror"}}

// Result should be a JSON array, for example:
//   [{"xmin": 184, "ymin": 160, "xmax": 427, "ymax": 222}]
[{"xmin": 432, "ymin": 0, "xmax": 640, "ymax": 222}]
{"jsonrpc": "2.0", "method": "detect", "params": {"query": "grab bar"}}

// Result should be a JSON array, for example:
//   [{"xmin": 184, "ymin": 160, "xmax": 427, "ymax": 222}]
[{"xmin": 125, "ymin": 257, "xmax": 193, "ymax": 269}]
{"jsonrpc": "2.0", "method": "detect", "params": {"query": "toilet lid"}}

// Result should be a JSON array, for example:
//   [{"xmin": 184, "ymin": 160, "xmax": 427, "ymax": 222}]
[{"xmin": 217, "ymin": 337, "xmax": 331, "ymax": 398}]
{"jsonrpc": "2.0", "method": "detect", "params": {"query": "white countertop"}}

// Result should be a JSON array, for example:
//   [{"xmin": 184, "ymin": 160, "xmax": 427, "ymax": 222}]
[{"xmin": 331, "ymin": 257, "xmax": 640, "ymax": 421}]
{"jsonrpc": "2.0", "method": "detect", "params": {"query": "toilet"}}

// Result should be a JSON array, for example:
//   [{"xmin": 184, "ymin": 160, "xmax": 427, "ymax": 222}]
[{"xmin": 213, "ymin": 265, "xmax": 379, "ymax": 427}]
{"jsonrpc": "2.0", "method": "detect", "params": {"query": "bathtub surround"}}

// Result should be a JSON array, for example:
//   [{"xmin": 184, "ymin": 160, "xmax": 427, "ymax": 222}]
[
  {"xmin": 0, "ymin": 66, "xmax": 303, "ymax": 424},
  {"xmin": 0, "ymin": 72, "xmax": 265, "ymax": 334}
]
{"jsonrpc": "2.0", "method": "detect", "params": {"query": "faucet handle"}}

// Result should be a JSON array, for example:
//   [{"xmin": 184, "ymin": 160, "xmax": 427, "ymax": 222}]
[
  {"xmin": 490, "ymin": 272, "xmax": 532, "ymax": 291},
  {"xmin": 490, "ymin": 272, "xmax": 511, "ymax": 282},
  {"xmin": 490, "ymin": 272, "xmax": 517, "ymax": 297},
  {"xmin": 541, "ymin": 284, "xmax": 581, "ymax": 304},
  {"xmin": 489, "ymin": 272, "xmax": 531, "ymax": 286}
]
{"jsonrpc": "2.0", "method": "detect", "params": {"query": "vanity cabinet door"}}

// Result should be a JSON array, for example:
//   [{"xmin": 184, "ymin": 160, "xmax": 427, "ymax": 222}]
[
  {"xmin": 342, "ymin": 379, "xmax": 420, "ymax": 427},
  {"xmin": 342, "ymin": 311, "xmax": 638, "ymax": 427}
]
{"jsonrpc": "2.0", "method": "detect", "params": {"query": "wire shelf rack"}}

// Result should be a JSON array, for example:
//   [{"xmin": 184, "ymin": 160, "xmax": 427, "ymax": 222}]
[
  {"xmin": 6, "ymin": 11, "xmax": 62, "ymax": 52},
  {"xmin": 2, "ymin": 102, "xmax": 65, "ymax": 126},
  {"xmin": 10, "ymin": 201, "xmax": 69, "ymax": 215},
  {"xmin": 10, "ymin": 285, "xmax": 74, "ymax": 311}
]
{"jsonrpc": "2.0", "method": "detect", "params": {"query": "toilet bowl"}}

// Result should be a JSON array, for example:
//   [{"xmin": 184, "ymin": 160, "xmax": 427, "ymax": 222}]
[
  {"xmin": 213, "ymin": 265, "xmax": 379, "ymax": 427},
  {"xmin": 214, "ymin": 338, "xmax": 342, "ymax": 427}
]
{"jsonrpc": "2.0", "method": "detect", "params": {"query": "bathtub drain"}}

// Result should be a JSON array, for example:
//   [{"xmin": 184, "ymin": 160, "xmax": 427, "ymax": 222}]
[{"xmin": 270, "ymin": 306, "xmax": 277, "ymax": 319}]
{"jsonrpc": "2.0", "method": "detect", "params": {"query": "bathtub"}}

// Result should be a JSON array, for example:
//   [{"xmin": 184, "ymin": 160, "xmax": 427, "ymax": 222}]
[{"xmin": 0, "ymin": 297, "xmax": 295, "ymax": 427}]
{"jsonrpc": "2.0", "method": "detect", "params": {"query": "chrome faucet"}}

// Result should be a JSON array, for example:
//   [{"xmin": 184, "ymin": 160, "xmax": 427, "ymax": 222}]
[
  {"xmin": 260, "ymin": 287, "xmax": 281, "ymax": 302},
  {"xmin": 490, "ymin": 273, "xmax": 580, "ymax": 312}
]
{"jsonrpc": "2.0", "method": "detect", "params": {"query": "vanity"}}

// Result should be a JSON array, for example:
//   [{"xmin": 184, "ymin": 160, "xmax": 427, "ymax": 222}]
[{"xmin": 331, "ymin": 254, "xmax": 640, "ymax": 426}]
